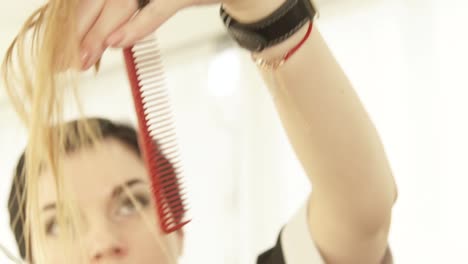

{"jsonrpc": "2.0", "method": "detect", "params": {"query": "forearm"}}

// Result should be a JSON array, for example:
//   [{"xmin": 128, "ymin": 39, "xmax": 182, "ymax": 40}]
[{"xmin": 225, "ymin": 1, "xmax": 396, "ymax": 228}]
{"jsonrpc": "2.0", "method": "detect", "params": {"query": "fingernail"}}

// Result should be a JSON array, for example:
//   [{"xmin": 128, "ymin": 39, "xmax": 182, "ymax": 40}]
[
  {"xmin": 80, "ymin": 51, "xmax": 90, "ymax": 68},
  {"xmin": 107, "ymin": 32, "xmax": 124, "ymax": 47},
  {"xmin": 82, "ymin": 52, "xmax": 95, "ymax": 70}
]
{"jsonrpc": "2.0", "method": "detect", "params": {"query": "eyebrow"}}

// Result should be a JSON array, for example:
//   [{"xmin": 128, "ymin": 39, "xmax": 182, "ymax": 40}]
[
  {"xmin": 41, "ymin": 179, "xmax": 146, "ymax": 212},
  {"xmin": 111, "ymin": 179, "xmax": 146, "ymax": 198},
  {"xmin": 42, "ymin": 203, "xmax": 56, "ymax": 212}
]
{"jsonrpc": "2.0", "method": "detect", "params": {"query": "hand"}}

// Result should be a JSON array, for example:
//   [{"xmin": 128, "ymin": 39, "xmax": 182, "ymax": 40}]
[{"xmin": 78, "ymin": 0, "xmax": 232, "ymax": 70}]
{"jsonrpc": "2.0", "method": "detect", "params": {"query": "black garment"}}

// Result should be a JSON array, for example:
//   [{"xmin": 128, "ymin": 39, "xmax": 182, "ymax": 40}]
[
  {"xmin": 257, "ymin": 233, "xmax": 286, "ymax": 264},
  {"xmin": 256, "ymin": 230, "xmax": 394, "ymax": 264}
]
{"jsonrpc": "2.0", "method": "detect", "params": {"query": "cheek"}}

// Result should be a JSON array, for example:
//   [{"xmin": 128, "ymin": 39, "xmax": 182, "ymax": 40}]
[
  {"xmin": 35, "ymin": 241, "xmax": 85, "ymax": 264},
  {"xmin": 122, "ymin": 211, "xmax": 178, "ymax": 263}
]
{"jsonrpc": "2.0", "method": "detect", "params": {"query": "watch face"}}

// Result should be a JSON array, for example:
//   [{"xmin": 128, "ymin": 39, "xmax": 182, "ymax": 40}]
[{"xmin": 229, "ymin": 27, "xmax": 267, "ymax": 52}]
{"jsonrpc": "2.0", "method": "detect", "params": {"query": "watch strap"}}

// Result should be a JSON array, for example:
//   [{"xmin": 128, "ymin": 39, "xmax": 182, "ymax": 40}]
[{"xmin": 220, "ymin": 0, "xmax": 317, "ymax": 52}]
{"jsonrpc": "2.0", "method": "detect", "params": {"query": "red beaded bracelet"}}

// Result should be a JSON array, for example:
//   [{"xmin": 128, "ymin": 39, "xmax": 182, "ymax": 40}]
[{"xmin": 252, "ymin": 20, "xmax": 314, "ymax": 70}]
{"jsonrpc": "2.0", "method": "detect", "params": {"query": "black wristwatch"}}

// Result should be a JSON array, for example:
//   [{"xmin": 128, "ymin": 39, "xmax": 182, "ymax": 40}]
[{"xmin": 220, "ymin": 0, "xmax": 318, "ymax": 52}]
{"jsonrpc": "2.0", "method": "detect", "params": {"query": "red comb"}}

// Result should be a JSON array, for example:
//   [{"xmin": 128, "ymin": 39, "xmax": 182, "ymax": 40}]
[{"xmin": 123, "ymin": 36, "xmax": 190, "ymax": 234}]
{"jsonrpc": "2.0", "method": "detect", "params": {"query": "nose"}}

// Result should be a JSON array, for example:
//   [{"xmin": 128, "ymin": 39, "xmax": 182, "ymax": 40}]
[
  {"xmin": 91, "ymin": 245, "xmax": 126, "ymax": 262},
  {"xmin": 85, "ymin": 219, "xmax": 128, "ymax": 262}
]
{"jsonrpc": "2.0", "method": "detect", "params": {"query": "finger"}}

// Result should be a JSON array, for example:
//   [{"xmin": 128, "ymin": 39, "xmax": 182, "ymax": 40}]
[
  {"xmin": 106, "ymin": 0, "xmax": 181, "ymax": 47},
  {"xmin": 77, "ymin": 0, "xmax": 106, "ymax": 42},
  {"xmin": 81, "ymin": 0, "xmax": 139, "ymax": 70}
]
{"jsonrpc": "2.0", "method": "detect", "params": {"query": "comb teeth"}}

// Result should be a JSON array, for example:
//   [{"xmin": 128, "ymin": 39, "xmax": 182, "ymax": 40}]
[{"xmin": 123, "ymin": 36, "xmax": 189, "ymax": 234}]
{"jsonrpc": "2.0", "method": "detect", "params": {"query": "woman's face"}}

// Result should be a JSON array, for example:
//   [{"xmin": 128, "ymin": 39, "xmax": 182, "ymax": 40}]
[{"xmin": 35, "ymin": 139, "xmax": 182, "ymax": 263}]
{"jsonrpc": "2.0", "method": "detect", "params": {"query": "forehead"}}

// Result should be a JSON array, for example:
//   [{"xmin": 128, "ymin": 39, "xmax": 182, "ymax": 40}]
[{"xmin": 38, "ymin": 139, "xmax": 148, "ymax": 206}]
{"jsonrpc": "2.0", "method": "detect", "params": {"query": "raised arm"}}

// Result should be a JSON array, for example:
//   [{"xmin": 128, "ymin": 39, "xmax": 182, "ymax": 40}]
[{"xmin": 224, "ymin": 1, "xmax": 398, "ymax": 263}]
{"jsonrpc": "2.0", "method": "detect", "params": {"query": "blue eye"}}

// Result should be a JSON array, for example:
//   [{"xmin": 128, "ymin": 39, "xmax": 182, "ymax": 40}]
[
  {"xmin": 117, "ymin": 194, "xmax": 150, "ymax": 216},
  {"xmin": 45, "ymin": 218, "xmax": 59, "ymax": 236}
]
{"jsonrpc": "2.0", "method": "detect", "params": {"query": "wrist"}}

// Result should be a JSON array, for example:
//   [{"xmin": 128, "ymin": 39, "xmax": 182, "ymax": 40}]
[
  {"xmin": 220, "ymin": 0, "xmax": 318, "ymax": 62},
  {"xmin": 256, "ymin": 22, "xmax": 312, "ymax": 60},
  {"xmin": 222, "ymin": 0, "xmax": 287, "ymax": 23}
]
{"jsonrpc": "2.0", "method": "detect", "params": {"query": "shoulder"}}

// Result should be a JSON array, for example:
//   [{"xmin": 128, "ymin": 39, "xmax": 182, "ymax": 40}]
[
  {"xmin": 257, "ymin": 200, "xmax": 394, "ymax": 264},
  {"xmin": 257, "ymin": 201, "xmax": 325, "ymax": 264}
]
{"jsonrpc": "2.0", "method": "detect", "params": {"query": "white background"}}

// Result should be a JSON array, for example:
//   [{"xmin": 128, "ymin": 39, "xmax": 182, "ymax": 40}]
[{"xmin": 0, "ymin": 0, "xmax": 461, "ymax": 263}]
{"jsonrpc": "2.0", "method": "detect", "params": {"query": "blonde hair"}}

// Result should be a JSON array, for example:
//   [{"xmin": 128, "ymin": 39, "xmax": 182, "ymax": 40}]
[
  {"xmin": 2, "ymin": 0, "xmax": 99, "ymax": 263},
  {"xmin": 2, "ymin": 1, "xmax": 179, "ymax": 262},
  {"xmin": 2, "ymin": 1, "xmax": 108, "ymax": 263},
  {"xmin": 2, "ymin": 1, "xmax": 180, "ymax": 262}
]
